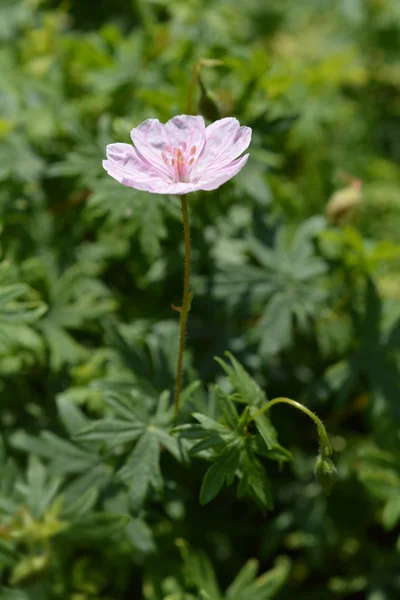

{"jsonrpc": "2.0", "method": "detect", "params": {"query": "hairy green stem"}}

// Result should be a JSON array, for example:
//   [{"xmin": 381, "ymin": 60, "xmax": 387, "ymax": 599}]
[
  {"xmin": 251, "ymin": 397, "xmax": 333, "ymax": 457},
  {"xmin": 174, "ymin": 195, "xmax": 191, "ymax": 421}
]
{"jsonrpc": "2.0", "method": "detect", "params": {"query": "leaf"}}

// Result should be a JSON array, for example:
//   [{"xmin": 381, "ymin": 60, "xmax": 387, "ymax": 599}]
[
  {"xmin": 236, "ymin": 556, "xmax": 290, "ymax": 600},
  {"xmin": 126, "ymin": 518, "xmax": 156, "ymax": 555},
  {"xmin": 199, "ymin": 441, "xmax": 241, "ymax": 505},
  {"xmin": 176, "ymin": 539, "xmax": 222, "ymax": 600},
  {"xmin": 171, "ymin": 423, "xmax": 213, "ymax": 440},
  {"xmin": 251, "ymin": 410, "xmax": 279, "ymax": 450},
  {"xmin": 11, "ymin": 430, "xmax": 99, "ymax": 475},
  {"xmin": 189, "ymin": 434, "xmax": 226, "ymax": 456},
  {"xmin": 56, "ymin": 395, "xmax": 90, "ymax": 437},
  {"xmin": 249, "ymin": 408, "xmax": 290, "ymax": 465},
  {"xmin": 40, "ymin": 321, "xmax": 88, "ymax": 370},
  {"xmin": 0, "ymin": 282, "xmax": 46, "ymax": 362},
  {"xmin": 104, "ymin": 390, "xmax": 149, "ymax": 422},
  {"xmin": 16, "ymin": 456, "xmax": 62, "ymax": 518},
  {"xmin": 215, "ymin": 386, "xmax": 240, "ymax": 430},
  {"xmin": 62, "ymin": 488, "xmax": 98, "ymax": 521},
  {"xmin": 118, "ymin": 431, "xmax": 162, "ymax": 512},
  {"xmin": 382, "ymin": 494, "xmax": 400, "ymax": 530},
  {"xmin": 238, "ymin": 446, "xmax": 273, "ymax": 510},
  {"xmin": 0, "ymin": 284, "xmax": 45, "ymax": 323},
  {"xmin": 215, "ymin": 352, "xmax": 266, "ymax": 407},
  {"xmin": 74, "ymin": 418, "xmax": 144, "ymax": 447},
  {"xmin": 258, "ymin": 293, "xmax": 293, "ymax": 357},
  {"xmin": 179, "ymin": 380, "xmax": 203, "ymax": 407},
  {"xmin": 226, "ymin": 559, "xmax": 260, "ymax": 599},
  {"xmin": 88, "ymin": 181, "xmax": 168, "ymax": 261},
  {"xmin": 193, "ymin": 413, "xmax": 231, "ymax": 435},
  {"xmin": 63, "ymin": 463, "xmax": 112, "ymax": 503},
  {"xmin": 358, "ymin": 467, "xmax": 400, "ymax": 499},
  {"xmin": 211, "ymin": 219, "xmax": 328, "ymax": 356},
  {"xmin": 68, "ymin": 513, "xmax": 130, "ymax": 541}
]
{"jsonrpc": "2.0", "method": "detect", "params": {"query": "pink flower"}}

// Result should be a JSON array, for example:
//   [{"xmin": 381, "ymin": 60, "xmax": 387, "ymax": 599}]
[{"xmin": 103, "ymin": 115, "xmax": 251, "ymax": 195}]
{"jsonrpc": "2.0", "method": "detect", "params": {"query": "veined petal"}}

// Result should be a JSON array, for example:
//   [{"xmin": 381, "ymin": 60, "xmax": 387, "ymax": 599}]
[
  {"xmin": 102, "ymin": 160, "xmax": 165, "ymax": 192},
  {"xmin": 145, "ymin": 181, "xmax": 204, "ymax": 195},
  {"xmin": 130, "ymin": 119, "xmax": 173, "ymax": 179},
  {"xmin": 164, "ymin": 115, "xmax": 206, "ymax": 164},
  {"xmin": 103, "ymin": 142, "xmax": 168, "ymax": 192},
  {"xmin": 196, "ymin": 154, "xmax": 249, "ymax": 191},
  {"xmin": 195, "ymin": 118, "xmax": 251, "ymax": 176},
  {"xmin": 103, "ymin": 148, "xmax": 202, "ymax": 194},
  {"xmin": 105, "ymin": 143, "xmax": 161, "ymax": 180}
]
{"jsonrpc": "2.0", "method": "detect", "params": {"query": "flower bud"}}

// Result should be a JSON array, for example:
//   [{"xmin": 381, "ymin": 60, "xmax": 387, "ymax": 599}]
[
  {"xmin": 315, "ymin": 456, "xmax": 337, "ymax": 495},
  {"xmin": 199, "ymin": 90, "xmax": 221, "ymax": 121}
]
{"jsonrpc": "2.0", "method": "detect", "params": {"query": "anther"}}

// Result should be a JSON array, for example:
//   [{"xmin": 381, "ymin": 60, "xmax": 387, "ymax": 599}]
[
  {"xmin": 162, "ymin": 152, "xmax": 170, "ymax": 166},
  {"xmin": 182, "ymin": 142, "xmax": 187, "ymax": 152},
  {"xmin": 188, "ymin": 158, "xmax": 194, "ymax": 166},
  {"xmin": 190, "ymin": 145, "xmax": 196, "ymax": 155}
]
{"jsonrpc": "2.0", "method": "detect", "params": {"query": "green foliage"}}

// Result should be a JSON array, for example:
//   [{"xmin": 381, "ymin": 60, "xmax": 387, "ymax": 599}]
[
  {"xmin": 172, "ymin": 355, "xmax": 294, "ymax": 509},
  {"xmin": 1, "ymin": 0, "xmax": 400, "ymax": 598},
  {"xmin": 208, "ymin": 218, "xmax": 328, "ymax": 356}
]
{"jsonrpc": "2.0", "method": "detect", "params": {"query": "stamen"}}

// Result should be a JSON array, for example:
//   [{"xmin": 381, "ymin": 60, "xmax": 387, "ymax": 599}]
[{"xmin": 162, "ymin": 144, "xmax": 196, "ymax": 182}]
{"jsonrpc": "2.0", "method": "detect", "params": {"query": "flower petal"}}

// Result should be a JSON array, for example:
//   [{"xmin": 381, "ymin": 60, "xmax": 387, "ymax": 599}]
[
  {"xmin": 103, "ymin": 159, "xmax": 165, "ymax": 192},
  {"xmin": 105, "ymin": 143, "xmax": 160, "ymax": 178},
  {"xmin": 144, "ymin": 181, "xmax": 203, "ymax": 195},
  {"xmin": 195, "ymin": 118, "xmax": 251, "ymax": 175},
  {"xmin": 103, "ymin": 146, "xmax": 201, "ymax": 194},
  {"xmin": 103, "ymin": 142, "xmax": 167, "ymax": 192},
  {"xmin": 130, "ymin": 119, "xmax": 174, "ymax": 179},
  {"xmin": 164, "ymin": 115, "xmax": 206, "ymax": 160},
  {"xmin": 196, "ymin": 154, "xmax": 249, "ymax": 191}
]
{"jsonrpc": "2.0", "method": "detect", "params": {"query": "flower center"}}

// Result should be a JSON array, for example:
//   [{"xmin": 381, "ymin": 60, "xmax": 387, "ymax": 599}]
[{"xmin": 162, "ymin": 143, "xmax": 197, "ymax": 183}]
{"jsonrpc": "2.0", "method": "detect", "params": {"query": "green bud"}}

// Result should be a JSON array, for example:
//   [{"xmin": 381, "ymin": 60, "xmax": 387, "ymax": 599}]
[
  {"xmin": 315, "ymin": 455, "xmax": 337, "ymax": 495},
  {"xmin": 199, "ymin": 90, "xmax": 221, "ymax": 121},
  {"xmin": 197, "ymin": 73, "xmax": 220, "ymax": 121}
]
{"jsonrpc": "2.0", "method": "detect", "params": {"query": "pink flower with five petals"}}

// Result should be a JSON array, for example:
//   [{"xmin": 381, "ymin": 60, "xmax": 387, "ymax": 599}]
[{"xmin": 103, "ymin": 115, "xmax": 251, "ymax": 195}]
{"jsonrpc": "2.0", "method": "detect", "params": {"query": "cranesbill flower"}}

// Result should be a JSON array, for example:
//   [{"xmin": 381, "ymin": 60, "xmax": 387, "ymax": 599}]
[{"xmin": 103, "ymin": 115, "xmax": 251, "ymax": 195}]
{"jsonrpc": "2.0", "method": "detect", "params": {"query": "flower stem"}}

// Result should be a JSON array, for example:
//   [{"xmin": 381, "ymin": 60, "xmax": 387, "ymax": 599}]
[
  {"xmin": 174, "ymin": 195, "xmax": 191, "ymax": 422},
  {"xmin": 251, "ymin": 397, "xmax": 333, "ymax": 457}
]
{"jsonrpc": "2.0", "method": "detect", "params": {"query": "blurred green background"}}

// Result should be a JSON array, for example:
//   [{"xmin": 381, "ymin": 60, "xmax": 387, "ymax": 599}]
[{"xmin": 0, "ymin": 0, "xmax": 400, "ymax": 598}]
